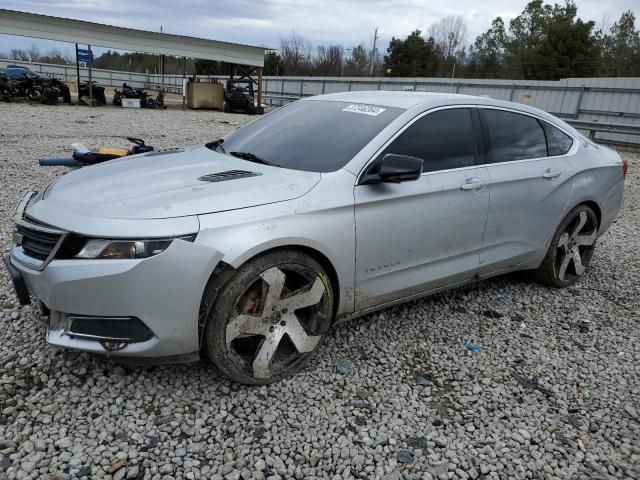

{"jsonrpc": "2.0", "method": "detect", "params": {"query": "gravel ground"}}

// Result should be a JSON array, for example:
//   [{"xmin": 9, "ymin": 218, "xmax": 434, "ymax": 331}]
[{"xmin": 0, "ymin": 103, "xmax": 638, "ymax": 480}]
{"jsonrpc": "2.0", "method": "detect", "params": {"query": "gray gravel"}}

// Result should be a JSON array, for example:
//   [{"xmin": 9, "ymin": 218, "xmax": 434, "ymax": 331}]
[{"xmin": 1, "ymin": 103, "xmax": 639, "ymax": 480}]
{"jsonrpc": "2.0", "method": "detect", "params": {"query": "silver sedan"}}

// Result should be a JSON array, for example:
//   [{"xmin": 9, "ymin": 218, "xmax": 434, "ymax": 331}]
[{"xmin": 5, "ymin": 92, "xmax": 626, "ymax": 384}]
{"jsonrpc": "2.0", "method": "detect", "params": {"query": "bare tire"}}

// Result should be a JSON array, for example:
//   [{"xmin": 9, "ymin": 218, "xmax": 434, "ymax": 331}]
[
  {"xmin": 204, "ymin": 250, "xmax": 334, "ymax": 384},
  {"xmin": 534, "ymin": 204, "xmax": 598, "ymax": 288}
]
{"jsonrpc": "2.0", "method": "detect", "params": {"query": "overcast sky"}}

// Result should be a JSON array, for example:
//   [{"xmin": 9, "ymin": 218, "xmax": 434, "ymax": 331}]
[{"xmin": 1, "ymin": 0, "xmax": 637, "ymax": 57}]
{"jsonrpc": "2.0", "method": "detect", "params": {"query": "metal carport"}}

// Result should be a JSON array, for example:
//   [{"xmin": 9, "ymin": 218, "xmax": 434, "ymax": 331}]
[{"xmin": 0, "ymin": 8, "xmax": 267, "ymax": 106}]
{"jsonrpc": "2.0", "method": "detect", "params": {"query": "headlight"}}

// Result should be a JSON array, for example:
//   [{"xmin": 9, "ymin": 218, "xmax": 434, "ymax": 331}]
[{"xmin": 74, "ymin": 235, "xmax": 195, "ymax": 260}]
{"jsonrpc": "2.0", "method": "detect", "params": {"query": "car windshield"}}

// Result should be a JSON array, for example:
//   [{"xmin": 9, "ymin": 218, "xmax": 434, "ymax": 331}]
[{"xmin": 214, "ymin": 100, "xmax": 404, "ymax": 173}]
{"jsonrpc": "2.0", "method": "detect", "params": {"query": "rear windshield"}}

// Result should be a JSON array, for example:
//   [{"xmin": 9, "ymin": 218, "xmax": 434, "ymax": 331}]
[{"xmin": 218, "ymin": 100, "xmax": 403, "ymax": 172}]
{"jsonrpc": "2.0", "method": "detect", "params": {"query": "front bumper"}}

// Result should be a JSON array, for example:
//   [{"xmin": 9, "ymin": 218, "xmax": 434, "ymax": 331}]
[
  {"xmin": 3, "ymin": 255, "xmax": 30, "ymax": 305},
  {"xmin": 8, "ymin": 239, "xmax": 222, "ymax": 358},
  {"xmin": 6, "ymin": 192, "xmax": 223, "ymax": 359}
]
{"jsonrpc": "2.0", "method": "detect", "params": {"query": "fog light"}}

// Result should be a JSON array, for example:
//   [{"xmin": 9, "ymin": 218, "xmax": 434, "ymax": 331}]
[{"xmin": 66, "ymin": 315, "xmax": 153, "ymax": 343}]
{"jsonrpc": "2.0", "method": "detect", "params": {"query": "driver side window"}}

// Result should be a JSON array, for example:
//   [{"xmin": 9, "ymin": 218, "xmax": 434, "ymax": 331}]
[{"xmin": 381, "ymin": 108, "xmax": 477, "ymax": 173}]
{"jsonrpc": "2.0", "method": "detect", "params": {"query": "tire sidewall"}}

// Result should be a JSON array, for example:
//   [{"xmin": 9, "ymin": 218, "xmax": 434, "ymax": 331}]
[
  {"xmin": 204, "ymin": 250, "xmax": 334, "ymax": 384},
  {"xmin": 541, "ymin": 205, "xmax": 598, "ymax": 288}
]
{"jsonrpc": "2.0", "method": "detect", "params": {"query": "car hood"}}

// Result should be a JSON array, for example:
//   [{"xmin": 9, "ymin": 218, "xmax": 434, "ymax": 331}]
[{"xmin": 32, "ymin": 147, "xmax": 321, "ymax": 220}]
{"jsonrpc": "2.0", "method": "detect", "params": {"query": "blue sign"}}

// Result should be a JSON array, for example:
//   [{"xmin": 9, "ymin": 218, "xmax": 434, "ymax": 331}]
[{"xmin": 77, "ymin": 49, "xmax": 93, "ymax": 63}]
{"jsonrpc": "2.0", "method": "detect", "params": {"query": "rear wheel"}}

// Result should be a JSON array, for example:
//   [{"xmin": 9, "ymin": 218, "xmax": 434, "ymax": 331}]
[
  {"xmin": 534, "ymin": 205, "xmax": 598, "ymax": 287},
  {"xmin": 204, "ymin": 250, "xmax": 333, "ymax": 384}
]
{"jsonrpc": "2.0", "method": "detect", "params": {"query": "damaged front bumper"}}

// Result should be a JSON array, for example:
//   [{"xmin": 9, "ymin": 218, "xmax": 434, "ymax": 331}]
[
  {"xmin": 5, "ymin": 193, "xmax": 223, "ymax": 359},
  {"xmin": 7, "ymin": 237, "xmax": 222, "ymax": 359}
]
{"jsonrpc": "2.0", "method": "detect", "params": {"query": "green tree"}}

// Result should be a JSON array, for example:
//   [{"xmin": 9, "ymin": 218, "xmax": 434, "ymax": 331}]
[
  {"xmin": 264, "ymin": 51, "xmax": 284, "ymax": 75},
  {"xmin": 469, "ymin": 1, "xmax": 601, "ymax": 79},
  {"xmin": 468, "ymin": 17, "xmax": 508, "ymax": 77},
  {"xmin": 383, "ymin": 30, "xmax": 440, "ymax": 77},
  {"xmin": 344, "ymin": 44, "xmax": 370, "ymax": 76},
  {"xmin": 601, "ymin": 11, "xmax": 640, "ymax": 76},
  {"xmin": 194, "ymin": 59, "xmax": 235, "ymax": 76},
  {"xmin": 510, "ymin": 1, "xmax": 599, "ymax": 79}
]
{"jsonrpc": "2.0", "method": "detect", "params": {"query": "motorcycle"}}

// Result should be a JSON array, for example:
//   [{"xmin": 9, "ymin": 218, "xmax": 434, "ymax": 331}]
[
  {"xmin": 2, "ymin": 67, "xmax": 70, "ymax": 104},
  {"xmin": 145, "ymin": 90, "xmax": 166, "ymax": 109}
]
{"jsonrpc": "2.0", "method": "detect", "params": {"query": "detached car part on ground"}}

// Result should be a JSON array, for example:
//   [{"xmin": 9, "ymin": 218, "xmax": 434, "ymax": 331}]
[
  {"xmin": 1, "ymin": 66, "xmax": 71, "ymax": 104},
  {"xmin": 113, "ymin": 83, "xmax": 165, "ymax": 109},
  {"xmin": 4, "ymin": 92, "xmax": 626, "ymax": 384},
  {"xmin": 38, "ymin": 137, "xmax": 155, "ymax": 168}
]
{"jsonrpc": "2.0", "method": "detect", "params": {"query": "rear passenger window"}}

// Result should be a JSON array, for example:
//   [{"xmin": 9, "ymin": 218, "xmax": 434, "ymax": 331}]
[
  {"xmin": 382, "ymin": 108, "xmax": 476, "ymax": 173},
  {"xmin": 483, "ymin": 109, "xmax": 547, "ymax": 163},
  {"xmin": 542, "ymin": 122, "xmax": 573, "ymax": 156}
]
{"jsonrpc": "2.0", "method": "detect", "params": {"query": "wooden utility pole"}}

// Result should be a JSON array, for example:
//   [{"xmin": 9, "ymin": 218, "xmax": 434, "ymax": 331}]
[
  {"xmin": 369, "ymin": 27, "xmax": 378, "ymax": 76},
  {"xmin": 88, "ymin": 44, "xmax": 93, "ymax": 107},
  {"xmin": 160, "ymin": 26, "xmax": 165, "ymax": 93},
  {"xmin": 182, "ymin": 56, "xmax": 186, "ymax": 110},
  {"xmin": 257, "ymin": 67, "xmax": 263, "ymax": 112},
  {"xmin": 74, "ymin": 43, "xmax": 80, "ymax": 105}
]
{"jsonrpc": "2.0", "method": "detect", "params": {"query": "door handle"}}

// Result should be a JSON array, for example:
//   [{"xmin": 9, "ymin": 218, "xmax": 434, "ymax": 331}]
[
  {"xmin": 460, "ymin": 177, "xmax": 486, "ymax": 191},
  {"xmin": 542, "ymin": 168, "xmax": 562, "ymax": 180}
]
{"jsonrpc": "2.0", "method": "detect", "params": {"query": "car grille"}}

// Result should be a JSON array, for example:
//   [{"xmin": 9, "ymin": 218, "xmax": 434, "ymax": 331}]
[{"xmin": 16, "ymin": 223, "xmax": 62, "ymax": 261}]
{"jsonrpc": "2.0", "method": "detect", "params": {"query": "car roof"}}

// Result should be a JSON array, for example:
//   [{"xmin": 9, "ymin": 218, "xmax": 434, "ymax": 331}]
[
  {"xmin": 305, "ymin": 90, "xmax": 575, "ymax": 132},
  {"xmin": 308, "ymin": 90, "xmax": 484, "ymax": 109}
]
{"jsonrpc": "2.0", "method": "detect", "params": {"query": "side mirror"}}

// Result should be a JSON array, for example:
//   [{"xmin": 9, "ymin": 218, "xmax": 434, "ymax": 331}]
[{"xmin": 361, "ymin": 153, "xmax": 423, "ymax": 185}]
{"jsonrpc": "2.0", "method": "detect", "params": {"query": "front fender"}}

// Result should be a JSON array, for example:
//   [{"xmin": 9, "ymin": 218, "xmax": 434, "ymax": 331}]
[{"xmin": 196, "ymin": 172, "xmax": 357, "ymax": 316}]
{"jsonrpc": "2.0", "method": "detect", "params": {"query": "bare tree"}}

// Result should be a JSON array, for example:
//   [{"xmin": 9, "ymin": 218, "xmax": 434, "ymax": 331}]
[
  {"xmin": 428, "ymin": 15, "xmax": 468, "ymax": 59},
  {"xmin": 10, "ymin": 48, "xmax": 30, "ymax": 61},
  {"xmin": 595, "ymin": 13, "xmax": 611, "ymax": 36},
  {"xmin": 280, "ymin": 31, "xmax": 313, "ymax": 75},
  {"xmin": 27, "ymin": 45, "xmax": 40, "ymax": 62},
  {"xmin": 315, "ymin": 45, "xmax": 343, "ymax": 76}
]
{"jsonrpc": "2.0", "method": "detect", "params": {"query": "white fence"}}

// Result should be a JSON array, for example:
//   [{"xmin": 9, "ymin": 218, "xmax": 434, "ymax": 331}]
[{"xmin": 2, "ymin": 58, "xmax": 640, "ymax": 144}]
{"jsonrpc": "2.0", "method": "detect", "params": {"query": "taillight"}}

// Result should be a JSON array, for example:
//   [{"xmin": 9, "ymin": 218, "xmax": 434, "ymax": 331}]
[{"xmin": 622, "ymin": 160, "xmax": 628, "ymax": 179}]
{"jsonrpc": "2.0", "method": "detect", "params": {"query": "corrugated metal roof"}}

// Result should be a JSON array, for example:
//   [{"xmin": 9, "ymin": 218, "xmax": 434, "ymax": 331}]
[{"xmin": 0, "ymin": 8, "xmax": 268, "ymax": 67}]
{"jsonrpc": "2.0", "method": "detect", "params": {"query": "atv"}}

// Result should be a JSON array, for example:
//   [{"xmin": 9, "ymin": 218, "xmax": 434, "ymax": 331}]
[{"xmin": 223, "ymin": 76, "xmax": 263, "ymax": 115}]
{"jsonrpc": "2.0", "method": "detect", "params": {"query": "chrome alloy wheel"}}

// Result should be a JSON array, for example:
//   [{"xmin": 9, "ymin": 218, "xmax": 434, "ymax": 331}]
[
  {"xmin": 555, "ymin": 210, "xmax": 598, "ymax": 282},
  {"xmin": 225, "ymin": 265, "xmax": 331, "ymax": 379}
]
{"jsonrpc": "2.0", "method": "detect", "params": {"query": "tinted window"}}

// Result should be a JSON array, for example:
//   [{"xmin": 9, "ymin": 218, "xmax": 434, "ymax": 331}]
[
  {"xmin": 542, "ymin": 122, "xmax": 573, "ymax": 156},
  {"xmin": 484, "ymin": 109, "xmax": 547, "ymax": 163},
  {"xmin": 382, "ymin": 108, "xmax": 476, "ymax": 172},
  {"xmin": 218, "ymin": 100, "xmax": 403, "ymax": 173}
]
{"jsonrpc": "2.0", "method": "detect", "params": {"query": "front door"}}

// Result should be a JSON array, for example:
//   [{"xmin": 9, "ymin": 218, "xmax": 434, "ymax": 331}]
[{"xmin": 354, "ymin": 107, "xmax": 490, "ymax": 311}]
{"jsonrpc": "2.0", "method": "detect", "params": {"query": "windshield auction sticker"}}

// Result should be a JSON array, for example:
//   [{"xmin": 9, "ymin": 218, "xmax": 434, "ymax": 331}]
[{"xmin": 342, "ymin": 104, "xmax": 386, "ymax": 116}]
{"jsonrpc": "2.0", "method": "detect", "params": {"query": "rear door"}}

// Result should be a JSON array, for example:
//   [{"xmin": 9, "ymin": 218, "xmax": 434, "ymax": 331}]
[
  {"xmin": 478, "ymin": 108, "xmax": 577, "ymax": 274},
  {"xmin": 354, "ymin": 107, "xmax": 490, "ymax": 310}
]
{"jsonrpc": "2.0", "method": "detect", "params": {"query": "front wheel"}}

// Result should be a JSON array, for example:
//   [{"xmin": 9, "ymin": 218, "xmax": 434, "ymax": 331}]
[
  {"xmin": 534, "ymin": 205, "xmax": 599, "ymax": 287},
  {"xmin": 27, "ymin": 88, "xmax": 41, "ymax": 101},
  {"xmin": 204, "ymin": 250, "xmax": 334, "ymax": 384}
]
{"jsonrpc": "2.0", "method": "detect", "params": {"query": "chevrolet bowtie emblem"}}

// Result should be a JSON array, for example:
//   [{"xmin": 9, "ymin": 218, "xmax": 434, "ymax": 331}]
[{"xmin": 11, "ymin": 230, "xmax": 23, "ymax": 246}]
